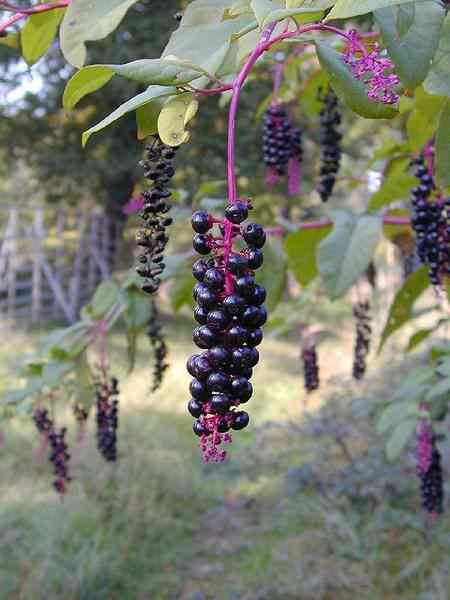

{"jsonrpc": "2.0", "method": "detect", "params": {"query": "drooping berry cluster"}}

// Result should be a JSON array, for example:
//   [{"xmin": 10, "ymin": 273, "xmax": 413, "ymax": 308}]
[
  {"xmin": 96, "ymin": 377, "xmax": 119, "ymax": 462},
  {"xmin": 352, "ymin": 301, "xmax": 371, "ymax": 381},
  {"xmin": 417, "ymin": 422, "xmax": 444, "ymax": 515},
  {"xmin": 263, "ymin": 105, "xmax": 303, "ymax": 194},
  {"xmin": 148, "ymin": 299, "xmax": 169, "ymax": 391},
  {"xmin": 48, "ymin": 427, "xmax": 71, "ymax": 494},
  {"xmin": 136, "ymin": 136, "xmax": 178, "ymax": 294},
  {"xmin": 73, "ymin": 403, "xmax": 88, "ymax": 425},
  {"xmin": 33, "ymin": 407, "xmax": 71, "ymax": 494},
  {"xmin": 302, "ymin": 344, "xmax": 319, "ymax": 392},
  {"xmin": 33, "ymin": 406, "xmax": 53, "ymax": 434},
  {"xmin": 316, "ymin": 86, "xmax": 342, "ymax": 202},
  {"xmin": 188, "ymin": 200, "xmax": 267, "ymax": 462},
  {"xmin": 410, "ymin": 154, "xmax": 449, "ymax": 286}
]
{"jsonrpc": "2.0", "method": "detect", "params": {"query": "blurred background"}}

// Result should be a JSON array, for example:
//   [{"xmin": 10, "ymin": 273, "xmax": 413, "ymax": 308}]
[{"xmin": 0, "ymin": 1, "xmax": 450, "ymax": 599}]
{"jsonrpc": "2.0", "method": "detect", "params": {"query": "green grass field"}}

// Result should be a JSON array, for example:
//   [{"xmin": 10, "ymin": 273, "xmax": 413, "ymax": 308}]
[{"xmin": 1, "ymin": 314, "xmax": 449, "ymax": 600}]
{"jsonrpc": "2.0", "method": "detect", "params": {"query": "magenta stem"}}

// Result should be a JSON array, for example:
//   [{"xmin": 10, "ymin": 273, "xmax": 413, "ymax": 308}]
[{"xmin": 0, "ymin": 0, "xmax": 68, "ymax": 33}]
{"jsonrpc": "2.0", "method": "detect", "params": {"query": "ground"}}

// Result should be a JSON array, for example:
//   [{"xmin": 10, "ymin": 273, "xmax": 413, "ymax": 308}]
[{"xmin": 0, "ymin": 312, "xmax": 449, "ymax": 600}]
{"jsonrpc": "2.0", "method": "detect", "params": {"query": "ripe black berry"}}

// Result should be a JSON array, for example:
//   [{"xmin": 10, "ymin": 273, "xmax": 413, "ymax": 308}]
[
  {"xmin": 191, "ymin": 211, "xmax": 212, "ymax": 233},
  {"xmin": 242, "ymin": 223, "xmax": 266, "ymax": 248},
  {"xmin": 231, "ymin": 411, "xmax": 249, "ymax": 430},
  {"xmin": 247, "ymin": 248, "xmax": 263, "ymax": 269},
  {"xmin": 227, "ymin": 253, "xmax": 249, "ymax": 275},
  {"xmin": 193, "ymin": 326, "xmax": 219, "ymax": 349},
  {"xmin": 193, "ymin": 259, "xmax": 209, "ymax": 281},
  {"xmin": 188, "ymin": 398, "xmax": 203, "ymax": 418},
  {"xmin": 193, "ymin": 234, "xmax": 211, "ymax": 255},
  {"xmin": 203, "ymin": 268, "xmax": 225, "ymax": 290},
  {"xmin": 302, "ymin": 344, "xmax": 319, "ymax": 392},
  {"xmin": 225, "ymin": 201, "xmax": 248, "ymax": 224},
  {"xmin": 316, "ymin": 86, "xmax": 342, "ymax": 202}
]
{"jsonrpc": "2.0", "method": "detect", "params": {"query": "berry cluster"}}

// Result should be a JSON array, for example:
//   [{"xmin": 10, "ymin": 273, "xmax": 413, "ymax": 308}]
[
  {"xmin": 33, "ymin": 407, "xmax": 71, "ymax": 494},
  {"xmin": 417, "ymin": 432, "xmax": 444, "ymax": 516},
  {"xmin": 33, "ymin": 407, "xmax": 53, "ymax": 434},
  {"xmin": 73, "ymin": 403, "xmax": 88, "ymax": 424},
  {"xmin": 302, "ymin": 344, "xmax": 319, "ymax": 392},
  {"xmin": 187, "ymin": 200, "xmax": 267, "ymax": 462},
  {"xmin": 263, "ymin": 105, "xmax": 303, "ymax": 194},
  {"xmin": 316, "ymin": 86, "xmax": 342, "ymax": 202},
  {"xmin": 136, "ymin": 136, "xmax": 178, "ymax": 294},
  {"xmin": 48, "ymin": 427, "xmax": 71, "ymax": 494},
  {"xmin": 148, "ymin": 299, "xmax": 169, "ymax": 391},
  {"xmin": 96, "ymin": 377, "xmax": 119, "ymax": 462},
  {"xmin": 352, "ymin": 301, "xmax": 371, "ymax": 381},
  {"xmin": 410, "ymin": 154, "xmax": 449, "ymax": 286}
]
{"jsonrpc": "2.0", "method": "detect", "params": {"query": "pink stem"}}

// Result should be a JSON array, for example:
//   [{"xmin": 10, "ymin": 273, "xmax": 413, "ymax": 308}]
[{"xmin": 0, "ymin": 0, "xmax": 68, "ymax": 34}]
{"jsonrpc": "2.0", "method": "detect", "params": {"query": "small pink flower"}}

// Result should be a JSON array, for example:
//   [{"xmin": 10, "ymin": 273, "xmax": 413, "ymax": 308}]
[
  {"xmin": 343, "ymin": 30, "xmax": 399, "ymax": 105},
  {"xmin": 123, "ymin": 195, "xmax": 144, "ymax": 216}
]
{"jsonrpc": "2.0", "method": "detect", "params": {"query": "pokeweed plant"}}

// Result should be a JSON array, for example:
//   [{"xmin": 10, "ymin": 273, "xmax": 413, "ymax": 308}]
[{"xmin": 1, "ymin": 0, "xmax": 450, "ymax": 511}]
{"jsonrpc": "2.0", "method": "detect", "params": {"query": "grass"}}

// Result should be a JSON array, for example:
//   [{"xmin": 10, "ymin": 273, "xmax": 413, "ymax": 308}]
[{"xmin": 0, "ymin": 311, "xmax": 449, "ymax": 600}]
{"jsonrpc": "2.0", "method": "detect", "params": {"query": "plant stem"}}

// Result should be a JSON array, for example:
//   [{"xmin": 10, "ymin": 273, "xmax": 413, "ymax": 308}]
[{"xmin": 0, "ymin": 0, "xmax": 68, "ymax": 34}]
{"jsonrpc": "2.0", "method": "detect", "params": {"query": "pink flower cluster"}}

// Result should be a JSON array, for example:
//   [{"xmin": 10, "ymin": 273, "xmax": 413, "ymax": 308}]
[
  {"xmin": 343, "ymin": 30, "xmax": 400, "ymax": 105},
  {"xmin": 416, "ymin": 418, "xmax": 433, "ymax": 476},
  {"xmin": 199, "ymin": 412, "xmax": 233, "ymax": 463}
]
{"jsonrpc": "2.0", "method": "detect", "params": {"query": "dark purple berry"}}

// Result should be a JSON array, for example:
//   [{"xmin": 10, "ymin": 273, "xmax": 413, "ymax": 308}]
[
  {"xmin": 231, "ymin": 377, "xmax": 253, "ymax": 402},
  {"xmin": 189, "ymin": 378, "xmax": 209, "ymax": 401},
  {"xmin": 247, "ymin": 248, "xmax": 263, "ymax": 269},
  {"xmin": 211, "ymin": 394, "xmax": 232, "ymax": 415},
  {"xmin": 188, "ymin": 398, "xmax": 203, "ymax": 418},
  {"xmin": 207, "ymin": 309, "xmax": 231, "ymax": 331},
  {"xmin": 223, "ymin": 294, "xmax": 247, "ymax": 317},
  {"xmin": 227, "ymin": 253, "xmax": 248, "ymax": 275},
  {"xmin": 203, "ymin": 268, "xmax": 225, "ymax": 290},
  {"xmin": 247, "ymin": 328, "xmax": 263, "ymax": 347},
  {"xmin": 193, "ymin": 234, "xmax": 211, "ymax": 255},
  {"xmin": 225, "ymin": 202, "xmax": 248, "ymax": 224},
  {"xmin": 242, "ymin": 224, "xmax": 266, "ymax": 248},
  {"xmin": 207, "ymin": 372, "xmax": 231, "ymax": 393},
  {"xmin": 191, "ymin": 211, "xmax": 212, "ymax": 233},
  {"xmin": 194, "ymin": 305, "xmax": 208, "ymax": 325},
  {"xmin": 193, "ymin": 259, "xmax": 209, "ymax": 281},
  {"xmin": 231, "ymin": 411, "xmax": 249, "ymax": 430},
  {"xmin": 193, "ymin": 326, "xmax": 219, "ymax": 349},
  {"xmin": 208, "ymin": 346, "xmax": 231, "ymax": 368}
]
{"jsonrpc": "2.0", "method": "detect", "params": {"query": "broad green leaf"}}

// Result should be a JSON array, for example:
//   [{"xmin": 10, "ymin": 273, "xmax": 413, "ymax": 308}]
[
  {"xmin": 122, "ymin": 288, "xmax": 151, "ymax": 332},
  {"xmin": 374, "ymin": 2, "xmax": 445, "ymax": 90},
  {"xmin": 377, "ymin": 401, "xmax": 421, "ymax": 435},
  {"xmin": 317, "ymin": 211, "xmax": 382, "ymax": 299},
  {"xmin": 90, "ymin": 280, "xmax": 120, "ymax": 320},
  {"xmin": 171, "ymin": 270, "xmax": 194, "ymax": 312},
  {"xmin": 426, "ymin": 378, "xmax": 450, "ymax": 401},
  {"xmin": 315, "ymin": 42, "xmax": 398, "ymax": 119},
  {"xmin": 64, "ymin": 58, "xmax": 203, "ymax": 110},
  {"xmin": 157, "ymin": 93, "xmax": 198, "ymax": 147},
  {"xmin": 163, "ymin": 7, "xmax": 254, "ymax": 78},
  {"xmin": 255, "ymin": 239, "xmax": 286, "ymax": 312},
  {"xmin": 378, "ymin": 266, "xmax": 429, "ymax": 351},
  {"xmin": 250, "ymin": 0, "xmax": 323, "ymax": 27},
  {"xmin": 0, "ymin": 33, "xmax": 19, "ymax": 49},
  {"xmin": 407, "ymin": 87, "xmax": 447, "ymax": 151},
  {"xmin": 435, "ymin": 100, "xmax": 450, "ymax": 188},
  {"xmin": 424, "ymin": 14, "xmax": 450, "ymax": 97},
  {"xmin": 42, "ymin": 362, "xmax": 73, "ymax": 388},
  {"xmin": 136, "ymin": 101, "xmax": 163, "ymax": 139},
  {"xmin": 60, "ymin": 0, "xmax": 141, "ymax": 67},
  {"xmin": 285, "ymin": 227, "xmax": 331, "ymax": 287},
  {"xmin": 82, "ymin": 85, "xmax": 176, "ymax": 147},
  {"xmin": 21, "ymin": 7, "xmax": 66, "ymax": 66},
  {"xmin": 368, "ymin": 157, "xmax": 416, "ymax": 212},
  {"xmin": 63, "ymin": 67, "xmax": 114, "ymax": 110},
  {"xmin": 386, "ymin": 418, "xmax": 417, "ymax": 461},
  {"xmin": 326, "ymin": 0, "xmax": 420, "ymax": 19}
]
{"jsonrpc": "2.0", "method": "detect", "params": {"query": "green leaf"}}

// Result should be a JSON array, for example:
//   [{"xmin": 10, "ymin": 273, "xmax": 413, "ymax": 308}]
[
  {"xmin": 82, "ymin": 85, "xmax": 176, "ymax": 147},
  {"xmin": 377, "ymin": 401, "xmax": 421, "ymax": 435},
  {"xmin": 368, "ymin": 157, "xmax": 416, "ymax": 212},
  {"xmin": 378, "ymin": 266, "xmax": 429, "ymax": 351},
  {"xmin": 122, "ymin": 288, "xmax": 151, "ymax": 332},
  {"xmin": 90, "ymin": 280, "xmax": 120, "ymax": 320},
  {"xmin": 171, "ymin": 270, "xmax": 194, "ymax": 312},
  {"xmin": 255, "ymin": 239, "xmax": 287, "ymax": 312},
  {"xmin": 426, "ymin": 378, "xmax": 450, "ymax": 402},
  {"xmin": 21, "ymin": 7, "xmax": 66, "ymax": 66},
  {"xmin": 326, "ymin": 0, "xmax": 420, "ymax": 19},
  {"xmin": 285, "ymin": 227, "xmax": 331, "ymax": 287},
  {"xmin": 64, "ymin": 58, "xmax": 204, "ymax": 110},
  {"xmin": 60, "ymin": 0, "xmax": 141, "ymax": 67},
  {"xmin": 315, "ymin": 42, "xmax": 398, "ymax": 120},
  {"xmin": 435, "ymin": 100, "xmax": 450, "ymax": 188},
  {"xmin": 63, "ymin": 67, "xmax": 114, "ymax": 110},
  {"xmin": 136, "ymin": 101, "xmax": 163, "ymax": 139},
  {"xmin": 42, "ymin": 362, "xmax": 73, "ymax": 388},
  {"xmin": 386, "ymin": 418, "xmax": 417, "ymax": 461},
  {"xmin": 0, "ymin": 32, "xmax": 19, "ymax": 49},
  {"xmin": 374, "ymin": 2, "xmax": 445, "ymax": 90},
  {"xmin": 317, "ymin": 211, "xmax": 382, "ymax": 300},
  {"xmin": 250, "ymin": 0, "xmax": 323, "ymax": 27},
  {"xmin": 157, "ymin": 93, "xmax": 198, "ymax": 147},
  {"xmin": 424, "ymin": 14, "xmax": 450, "ymax": 97},
  {"xmin": 407, "ymin": 328, "xmax": 436, "ymax": 352},
  {"xmin": 407, "ymin": 87, "xmax": 447, "ymax": 151}
]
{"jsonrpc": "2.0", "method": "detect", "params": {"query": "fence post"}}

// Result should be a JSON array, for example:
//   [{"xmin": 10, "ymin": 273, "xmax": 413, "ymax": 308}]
[{"xmin": 32, "ymin": 207, "xmax": 44, "ymax": 322}]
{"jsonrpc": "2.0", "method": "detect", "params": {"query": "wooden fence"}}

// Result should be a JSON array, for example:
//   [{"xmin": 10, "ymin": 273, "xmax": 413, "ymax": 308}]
[{"xmin": 0, "ymin": 205, "xmax": 123, "ymax": 326}]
